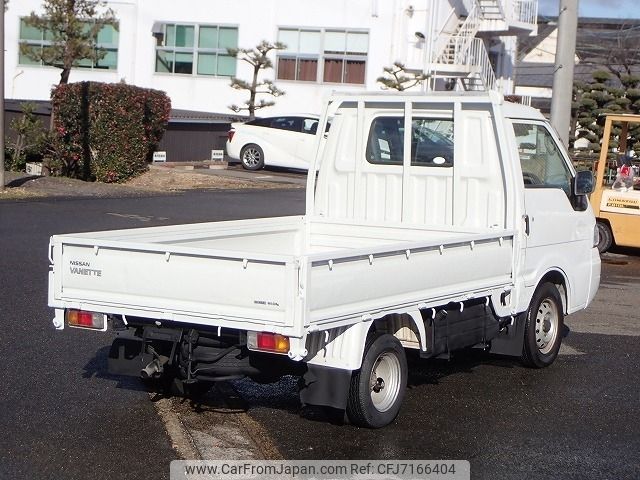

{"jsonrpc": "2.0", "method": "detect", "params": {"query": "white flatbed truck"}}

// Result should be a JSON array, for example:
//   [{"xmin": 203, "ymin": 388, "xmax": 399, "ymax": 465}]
[{"xmin": 49, "ymin": 92, "xmax": 601, "ymax": 428}]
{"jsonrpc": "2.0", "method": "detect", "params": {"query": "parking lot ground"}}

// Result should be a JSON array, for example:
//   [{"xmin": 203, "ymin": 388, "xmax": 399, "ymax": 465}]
[
  {"xmin": 220, "ymin": 250, "xmax": 640, "ymax": 480},
  {"xmin": 1, "ymin": 188, "xmax": 638, "ymax": 480}
]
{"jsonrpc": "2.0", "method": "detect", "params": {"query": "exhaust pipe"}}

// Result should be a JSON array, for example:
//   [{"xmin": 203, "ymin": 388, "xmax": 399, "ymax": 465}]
[{"xmin": 140, "ymin": 356, "xmax": 168, "ymax": 379}]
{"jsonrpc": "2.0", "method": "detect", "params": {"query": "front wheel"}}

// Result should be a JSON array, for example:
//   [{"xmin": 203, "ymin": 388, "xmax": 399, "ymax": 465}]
[
  {"xmin": 596, "ymin": 221, "xmax": 613, "ymax": 254},
  {"xmin": 240, "ymin": 144, "xmax": 265, "ymax": 170},
  {"xmin": 346, "ymin": 333, "xmax": 407, "ymax": 428},
  {"xmin": 521, "ymin": 282, "xmax": 564, "ymax": 368}
]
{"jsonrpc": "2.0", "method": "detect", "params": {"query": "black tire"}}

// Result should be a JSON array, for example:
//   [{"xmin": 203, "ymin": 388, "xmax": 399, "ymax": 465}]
[
  {"xmin": 346, "ymin": 333, "xmax": 407, "ymax": 428},
  {"xmin": 596, "ymin": 221, "xmax": 613, "ymax": 254},
  {"xmin": 240, "ymin": 144, "xmax": 265, "ymax": 170},
  {"xmin": 521, "ymin": 282, "xmax": 564, "ymax": 368}
]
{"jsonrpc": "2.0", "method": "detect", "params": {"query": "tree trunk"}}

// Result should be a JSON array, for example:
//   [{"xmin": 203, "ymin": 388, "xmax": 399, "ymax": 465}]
[
  {"xmin": 248, "ymin": 65, "xmax": 259, "ymax": 120},
  {"xmin": 15, "ymin": 135, "xmax": 24, "ymax": 168},
  {"xmin": 59, "ymin": 68, "xmax": 71, "ymax": 85}
]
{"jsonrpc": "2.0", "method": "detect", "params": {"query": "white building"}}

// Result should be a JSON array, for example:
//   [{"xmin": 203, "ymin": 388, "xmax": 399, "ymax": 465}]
[{"xmin": 6, "ymin": 0, "xmax": 538, "ymax": 117}]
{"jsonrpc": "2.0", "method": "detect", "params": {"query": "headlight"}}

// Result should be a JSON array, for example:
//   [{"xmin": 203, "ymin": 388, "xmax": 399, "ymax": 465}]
[{"xmin": 593, "ymin": 224, "xmax": 599, "ymax": 248}]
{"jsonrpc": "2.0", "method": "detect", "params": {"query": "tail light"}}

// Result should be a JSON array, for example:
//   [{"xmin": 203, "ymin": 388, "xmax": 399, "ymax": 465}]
[
  {"xmin": 227, "ymin": 130, "xmax": 235, "ymax": 142},
  {"xmin": 66, "ymin": 309, "xmax": 107, "ymax": 331},
  {"xmin": 247, "ymin": 331, "xmax": 290, "ymax": 354}
]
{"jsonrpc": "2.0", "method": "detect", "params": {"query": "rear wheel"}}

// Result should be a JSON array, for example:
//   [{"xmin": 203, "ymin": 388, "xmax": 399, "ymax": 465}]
[
  {"xmin": 521, "ymin": 282, "xmax": 564, "ymax": 368},
  {"xmin": 596, "ymin": 221, "xmax": 613, "ymax": 254},
  {"xmin": 240, "ymin": 144, "xmax": 264, "ymax": 170},
  {"xmin": 346, "ymin": 333, "xmax": 407, "ymax": 428}
]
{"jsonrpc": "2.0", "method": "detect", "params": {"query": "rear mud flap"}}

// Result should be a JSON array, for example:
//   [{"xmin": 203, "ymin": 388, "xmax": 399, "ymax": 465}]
[
  {"xmin": 299, "ymin": 364, "xmax": 352, "ymax": 410},
  {"xmin": 489, "ymin": 313, "xmax": 526, "ymax": 357}
]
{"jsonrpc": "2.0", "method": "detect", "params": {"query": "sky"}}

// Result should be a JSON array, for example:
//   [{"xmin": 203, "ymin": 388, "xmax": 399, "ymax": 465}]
[{"xmin": 538, "ymin": 0, "xmax": 640, "ymax": 19}]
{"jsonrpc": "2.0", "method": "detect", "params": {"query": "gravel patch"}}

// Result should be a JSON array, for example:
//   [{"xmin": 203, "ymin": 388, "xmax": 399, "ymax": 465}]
[{"xmin": 1, "ymin": 166, "xmax": 300, "ymax": 201}]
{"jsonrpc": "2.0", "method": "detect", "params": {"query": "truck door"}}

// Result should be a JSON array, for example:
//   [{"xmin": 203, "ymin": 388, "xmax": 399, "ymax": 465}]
[{"xmin": 511, "ymin": 120, "xmax": 594, "ymax": 311}]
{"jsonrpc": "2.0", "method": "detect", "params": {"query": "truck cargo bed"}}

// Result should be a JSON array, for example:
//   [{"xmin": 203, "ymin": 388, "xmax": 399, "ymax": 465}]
[{"xmin": 49, "ymin": 216, "xmax": 514, "ymax": 336}]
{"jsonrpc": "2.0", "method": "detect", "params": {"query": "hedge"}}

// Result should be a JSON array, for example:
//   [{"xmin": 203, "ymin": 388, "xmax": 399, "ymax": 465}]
[{"xmin": 51, "ymin": 81, "xmax": 171, "ymax": 182}]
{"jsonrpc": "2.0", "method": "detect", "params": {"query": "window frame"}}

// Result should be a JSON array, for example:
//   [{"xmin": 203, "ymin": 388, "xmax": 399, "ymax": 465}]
[
  {"xmin": 154, "ymin": 22, "xmax": 238, "ymax": 77},
  {"xmin": 276, "ymin": 27, "xmax": 369, "ymax": 85},
  {"xmin": 18, "ymin": 17, "xmax": 120, "ymax": 71}
]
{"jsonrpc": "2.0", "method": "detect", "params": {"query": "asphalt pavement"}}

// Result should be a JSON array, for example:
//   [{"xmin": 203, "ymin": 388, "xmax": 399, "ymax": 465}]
[
  {"xmin": 231, "ymin": 253, "xmax": 640, "ymax": 480},
  {"xmin": 1, "ymin": 187, "xmax": 639, "ymax": 480},
  {"xmin": 0, "ymin": 188, "xmax": 304, "ymax": 480}
]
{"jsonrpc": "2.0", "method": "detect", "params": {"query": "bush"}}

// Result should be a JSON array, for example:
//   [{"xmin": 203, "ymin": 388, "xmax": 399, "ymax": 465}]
[
  {"xmin": 51, "ymin": 81, "xmax": 171, "ymax": 182},
  {"xmin": 5, "ymin": 102, "xmax": 48, "ymax": 172}
]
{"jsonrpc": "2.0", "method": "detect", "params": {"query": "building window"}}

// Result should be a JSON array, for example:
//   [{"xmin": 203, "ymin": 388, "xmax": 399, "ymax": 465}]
[
  {"xmin": 323, "ymin": 30, "xmax": 367, "ymax": 84},
  {"xmin": 277, "ymin": 29, "xmax": 321, "ymax": 81},
  {"xmin": 277, "ymin": 28, "xmax": 368, "ymax": 84},
  {"xmin": 18, "ymin": 18, "xmax": 119, "ymax": 70},
  {"xmin": 155, "ymin": 23, "xmax": 238, "ymax": 76}
]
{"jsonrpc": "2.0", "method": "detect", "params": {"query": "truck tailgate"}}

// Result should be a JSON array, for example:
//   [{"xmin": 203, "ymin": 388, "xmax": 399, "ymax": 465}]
[{"xmin": 49, "ymin": 217, "xmax": 304, "ymax": 331}]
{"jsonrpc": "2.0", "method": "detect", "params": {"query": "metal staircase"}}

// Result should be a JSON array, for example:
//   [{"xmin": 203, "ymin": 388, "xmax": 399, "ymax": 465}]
[
  {"xmin": 404, "ymin": 0, "xmax": 536, "ymax": 93},
  {"xmin": 436, "ymin": 3, "xmax": 481, "ymax": 67},
  {"xmin": 431, "ymin": 0, "xmax": 496, "ymax": 91},
  {"xmin": 477, "ymin": 0, "xmax": 505, "ymax": 19}
]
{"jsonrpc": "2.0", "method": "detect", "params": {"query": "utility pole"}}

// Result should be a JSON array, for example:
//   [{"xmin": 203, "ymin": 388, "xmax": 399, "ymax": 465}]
[
  {"xmin": 0, "ymin": 0, "xmax": 5, "ymax": 191},
  {"xmin": 550, "ymin": 0, "xmax": 579, "ymax": 148}
]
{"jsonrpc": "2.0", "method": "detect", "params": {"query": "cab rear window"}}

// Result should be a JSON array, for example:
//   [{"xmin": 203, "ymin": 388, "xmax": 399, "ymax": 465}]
[{"xmin": 366, "ymin": 117, "xmax": 454, "ymax": 167}]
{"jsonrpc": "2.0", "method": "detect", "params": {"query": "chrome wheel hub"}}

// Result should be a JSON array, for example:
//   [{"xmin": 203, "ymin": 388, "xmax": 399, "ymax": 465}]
[
  {"xmin": 242, "ymin": 148, "xmax": 261, "ymax": 167},
  {"xmin": 369, "ymin": 352, "xmax": 401, "ymax": 412},
  {"xmin": 535, "ymin": 298, "xmax": 558, "ymax": 355}
]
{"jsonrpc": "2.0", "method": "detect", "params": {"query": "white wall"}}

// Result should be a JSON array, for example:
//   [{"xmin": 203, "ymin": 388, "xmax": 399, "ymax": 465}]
[
  {"xmin": 5, "ymin": 0, "xmax": 523, "ymax": 116},
  {"xmin": 7, "ymin": 0, "xmax": 406, "ymax": 115}
]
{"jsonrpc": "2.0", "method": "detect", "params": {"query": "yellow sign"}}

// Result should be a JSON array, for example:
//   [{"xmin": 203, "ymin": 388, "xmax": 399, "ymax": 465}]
[{"xmin": 601, "ymin": 189, "xmax": 640, "ymax": 215}]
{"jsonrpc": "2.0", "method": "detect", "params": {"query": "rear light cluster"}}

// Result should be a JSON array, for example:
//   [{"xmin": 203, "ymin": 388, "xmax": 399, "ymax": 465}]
[
  {"xmin": 66, "ymin": 309, "xmax": 107, "ymax": 331},
  {"xmin": 227, "ymin": 130, "xmax": 235, "ymax": 142},
  {"xmin": 247, "ymin": 331, "xmax": 290, "ymax": 354}
]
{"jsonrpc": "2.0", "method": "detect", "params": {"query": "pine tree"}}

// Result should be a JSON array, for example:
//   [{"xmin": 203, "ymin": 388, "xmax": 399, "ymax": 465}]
[
  {"xmin": 20, "ymin": 0, "xmax": 117, "ymax": 85},
  {"xmin": 228, "ymin": 41, "xmax": 285, "ymax": 120},
  {"xmin": 377, "ymin": 62, "xmax": 428, "ymax": 91},
  {"xmin": 7, "ymin": 103, "xmax": 48, "ymax": 172},
  {"xmin": 573, "ymin": 70, "xmax": 640, "ymax": 153}
]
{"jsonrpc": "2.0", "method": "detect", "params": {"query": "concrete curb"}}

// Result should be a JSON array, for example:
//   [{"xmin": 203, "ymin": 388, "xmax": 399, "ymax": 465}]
[
  {"xmin": 153, "ymin": 383, "xmax": 282, "ymax": 461},
  {"xmin": 149, "ymin": 163, "xmax": 308, "ymax": 187}
]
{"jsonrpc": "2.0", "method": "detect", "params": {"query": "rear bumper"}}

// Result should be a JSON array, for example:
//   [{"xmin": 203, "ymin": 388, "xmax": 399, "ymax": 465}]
[{"xmin": 225, "ymin": 140, "xmax": 240, "ymax": 160}]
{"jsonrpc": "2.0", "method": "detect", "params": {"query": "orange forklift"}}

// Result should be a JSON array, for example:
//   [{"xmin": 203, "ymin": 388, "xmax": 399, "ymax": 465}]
[{"xmin": 591, "ymin": 114, "xmax": 640, "ymax": 253}]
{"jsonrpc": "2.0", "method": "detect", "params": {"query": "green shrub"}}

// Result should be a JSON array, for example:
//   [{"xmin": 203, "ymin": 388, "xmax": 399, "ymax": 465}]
[
  {"xmin": 51, "ymin": 81, "xmax": 171, "ymax": 182},
  {"xmin": 5, "ymin": 102, "xmax": 48, "ymax": 172}
]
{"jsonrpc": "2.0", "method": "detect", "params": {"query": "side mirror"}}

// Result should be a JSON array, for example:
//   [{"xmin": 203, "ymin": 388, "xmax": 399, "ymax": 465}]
[{"xmin": 574, "ymin": 170, "xmax": 594, "ymax": 195}]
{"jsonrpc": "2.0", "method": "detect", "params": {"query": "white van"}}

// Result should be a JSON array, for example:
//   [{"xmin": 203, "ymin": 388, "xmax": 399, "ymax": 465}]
[{"xmin": 226, "ymin": 114, "xmax": 320, "ymax": 170}]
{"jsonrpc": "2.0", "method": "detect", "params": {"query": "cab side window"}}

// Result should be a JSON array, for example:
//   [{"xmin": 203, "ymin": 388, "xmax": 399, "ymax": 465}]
[{"xmin": 514, "ymin": 122, "xmax": 572, "ymax": 195}]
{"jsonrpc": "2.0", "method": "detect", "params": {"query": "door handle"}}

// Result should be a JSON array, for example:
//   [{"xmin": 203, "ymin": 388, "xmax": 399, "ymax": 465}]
[{"xmin": 523, "ymin": 215, "xmax": 530, "ymax": 236}]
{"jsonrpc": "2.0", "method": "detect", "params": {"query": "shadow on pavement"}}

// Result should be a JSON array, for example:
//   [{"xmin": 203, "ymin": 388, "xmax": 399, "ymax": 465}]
[
  {"xmin": 82, "ymin": 345, "xmax": 150, "ymax": 392},
  {"xmin": 6, "ymin": 175, "xmax": 40, "ymax": 187}
]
